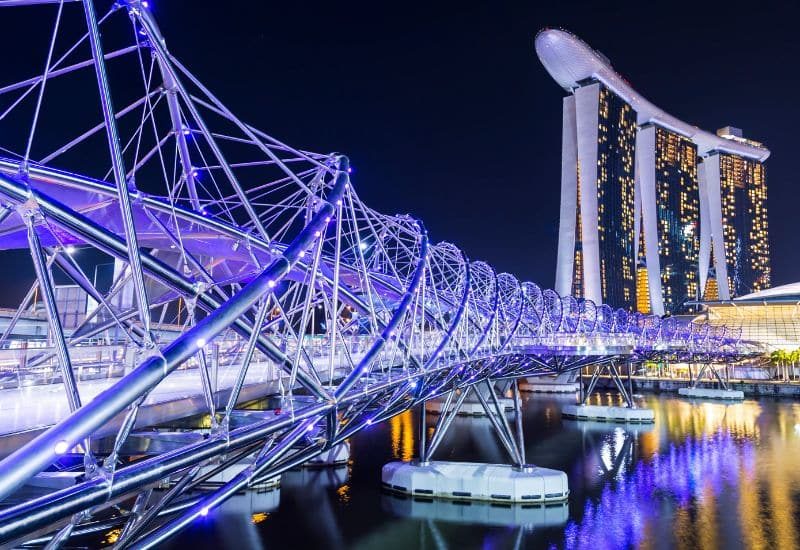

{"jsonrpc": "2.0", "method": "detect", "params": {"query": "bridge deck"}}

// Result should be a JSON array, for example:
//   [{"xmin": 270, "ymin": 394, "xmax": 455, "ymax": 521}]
[{"xmin": 0, "ymin": 361, "xmax": 345, "ymax": 458}]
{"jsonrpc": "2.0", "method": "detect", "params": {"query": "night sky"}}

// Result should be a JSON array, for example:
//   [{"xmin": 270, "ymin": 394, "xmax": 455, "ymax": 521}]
[{"xmin": 4, "ymin": 0, "xmax": 800, "ymax": 293}]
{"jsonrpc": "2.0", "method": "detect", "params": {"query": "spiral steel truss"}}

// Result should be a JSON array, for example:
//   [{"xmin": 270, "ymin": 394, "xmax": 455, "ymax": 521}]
[{"xmin": 0, "ymin": 2, "xmax": 755, "ymax": 546}]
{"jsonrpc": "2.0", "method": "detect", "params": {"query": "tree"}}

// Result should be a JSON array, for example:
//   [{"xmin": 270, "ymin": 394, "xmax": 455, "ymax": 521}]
[
  {"xmin": 770, "ymin": 350, "xmax": 788, "ymax": 381},
  {"xmin": 791, "ymin": 349, "xmax": 800, "ymax": 382}
]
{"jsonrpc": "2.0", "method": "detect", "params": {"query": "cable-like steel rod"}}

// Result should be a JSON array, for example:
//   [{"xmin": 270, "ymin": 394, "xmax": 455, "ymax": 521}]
[{"xmin": 83, "ymin": 0, "xmax": 152, "ymax": 341}]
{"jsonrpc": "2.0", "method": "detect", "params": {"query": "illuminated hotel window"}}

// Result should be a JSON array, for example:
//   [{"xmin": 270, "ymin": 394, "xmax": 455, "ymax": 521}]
[
  {"xmin": 569, "ymin": 82, "xmax": 636, "ymax": 310},
  {"xmin": 636, "ymin": 264, "xmax": 651, "ymax": 314},
  {"xmin": 572, "ymin": 161, "xmax": 584, "ymax": 298},
  {"xmin": 704, "ymin": 276, "xmax": 720, "ymax": 301},
  {"xmin": 593, "ymin": 85, "xmax": 636, "ymax": 310},
  {"xmin": 651, "ymin": 126, "xmax": 699, "ymax": 314},
  {"xmin": 717, "ymin": 153, "xmax": 770, "ymax": 296}
]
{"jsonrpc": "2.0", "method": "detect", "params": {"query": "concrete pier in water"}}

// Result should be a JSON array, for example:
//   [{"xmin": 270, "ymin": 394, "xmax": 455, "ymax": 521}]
[
  {"xmin": 561, "ymin": 404, "xmax": 655, "ymax": 423},
  {"xmin": 381, "ymin": 461, "xmax": 569, "ymax": 504},
  {"xmin": 678, "ymin": 387, "xmax": 745, "ymax": 400}
]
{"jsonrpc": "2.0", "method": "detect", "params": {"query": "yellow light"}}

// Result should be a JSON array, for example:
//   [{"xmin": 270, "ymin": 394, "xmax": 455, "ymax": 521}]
[
  {"xmin": 104, "ymin": 529, "xmax": 122, "ymax": 545},
  {"xmin": 252, "ymin": 512, "xmax": 269, "ymax": 524}
]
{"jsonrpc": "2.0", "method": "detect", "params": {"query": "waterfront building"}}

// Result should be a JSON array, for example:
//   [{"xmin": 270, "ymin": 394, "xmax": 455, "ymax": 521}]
[
  {"xmin": 701, "ymin": 128, "xmax": 771, "ymax": 298},
  {"xmin": 537, "ymin": 29, "xmax": 770, "ymax": 314},
  {"xmin": 695, "ymin": 282, "xmax": 800, "ymax": 351},
  {"xmin": 556, "ymin": 81, "xmax": 637, "ymax": 309}
]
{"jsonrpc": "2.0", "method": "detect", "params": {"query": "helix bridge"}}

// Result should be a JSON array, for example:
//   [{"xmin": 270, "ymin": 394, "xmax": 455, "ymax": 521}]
[{"xmin": 0, "ymin": 1, "xmax": 760, "ymax": 546}]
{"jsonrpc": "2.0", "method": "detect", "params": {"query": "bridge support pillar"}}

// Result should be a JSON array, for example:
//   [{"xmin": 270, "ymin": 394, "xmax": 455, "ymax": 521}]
[
  {"xmin": 562, "ymin": 360, "xmax": 655, "ymax": 424},
  {"xmin": 678, "ymin": 361, "xmax": 744, "ymax": 400},
  {"xmin": 383, "ymin": 381, "xmax": 569, "ymax": 504},
  {"xmin": 519, "ymin": 371, "xmax": 580, "ymax": 393},
  {"xmin": 424, "ymin": 382, "xmax": 514, "ymax": 417},
  {"xmin": 305, "ymin": 442, "xmax": 350, "ymax": 467}
]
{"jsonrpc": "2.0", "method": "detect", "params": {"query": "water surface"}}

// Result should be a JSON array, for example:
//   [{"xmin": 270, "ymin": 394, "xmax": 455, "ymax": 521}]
[{"xmin": 169, "ymin": 392, "xmax": 800, "ymax": 549}]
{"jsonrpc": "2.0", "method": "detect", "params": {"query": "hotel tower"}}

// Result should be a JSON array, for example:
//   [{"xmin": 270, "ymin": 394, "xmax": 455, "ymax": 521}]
[{"xmin": 536, "ymin": 29, "xmax": 771, "ymax": 314}]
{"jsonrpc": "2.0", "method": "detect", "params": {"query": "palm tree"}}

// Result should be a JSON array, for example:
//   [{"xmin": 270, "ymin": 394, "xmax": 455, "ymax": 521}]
[
  {"xmin": 770, "ymin": 350, "xmax": 787, "ymax": 381},
  {"xmin": 791, "ymin": 349, "xmax": 800, "ymax": 382}
]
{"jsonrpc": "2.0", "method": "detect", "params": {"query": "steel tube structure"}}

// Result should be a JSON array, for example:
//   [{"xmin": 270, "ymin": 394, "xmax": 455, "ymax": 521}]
[
  {"xmin": 0, "ymin": 3, "xmax": 758, "ymax": 546},
  {"xmin": 83, "ymin": 0, "xmax": 153, "ymax": 339}
]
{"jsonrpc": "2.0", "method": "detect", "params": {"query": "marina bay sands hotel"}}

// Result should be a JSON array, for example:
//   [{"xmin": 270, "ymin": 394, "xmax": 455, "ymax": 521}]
[{"xmin": 537, "ymin": 29, "xmax": 771, "ymax": 315}]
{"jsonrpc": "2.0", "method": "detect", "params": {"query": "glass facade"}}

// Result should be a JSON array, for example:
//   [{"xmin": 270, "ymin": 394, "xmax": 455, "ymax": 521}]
[
  {"xmin": 562, "ymin": 84, "xmax": 769, "ymax": 313},
  {"xmin": 702, "ymin": 302, "xmax": 800, "ymax": 352},
  {"xmin": 595, "ymin": 85, "xmax": 637, "ymax": 310},
  {"xmin": 654, "ymin": 126, "xmax": 699, "ymax": 313},
  {"xmin": 718, "ymin": 153, "xmax": 770, "ymax": 296}
]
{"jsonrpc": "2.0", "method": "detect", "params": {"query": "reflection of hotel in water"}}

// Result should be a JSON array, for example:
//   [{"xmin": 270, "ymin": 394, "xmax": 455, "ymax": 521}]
[{"xmin": 537, "ymin": 29, "xmax": 771, "ymax": 314}]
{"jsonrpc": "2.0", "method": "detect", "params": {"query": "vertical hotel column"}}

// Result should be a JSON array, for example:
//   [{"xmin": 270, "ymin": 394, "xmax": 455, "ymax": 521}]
[
  {"xmin": 574, "ymin": 83, "xmax": 602, "ymax": 304},
  {"xmin": 555, "ymin": 95, "xmax": 578, "ymax": 296},
  {"xmin": 634, "ymin": 125, "xmax": 665, "ymax": 315},
  {"xmin": 697, "ymin": 159, "xmax": 712, "ymax": 297},
  {"xmin": 702, "ymin": 154, "xmax": 731, "ymax": 300}
]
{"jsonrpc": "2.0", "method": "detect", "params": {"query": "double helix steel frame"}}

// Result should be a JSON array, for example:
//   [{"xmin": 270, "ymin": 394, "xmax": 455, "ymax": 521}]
[{"xmin": 0, "ymin": 1, "xmax": 759, "ymax": 546}]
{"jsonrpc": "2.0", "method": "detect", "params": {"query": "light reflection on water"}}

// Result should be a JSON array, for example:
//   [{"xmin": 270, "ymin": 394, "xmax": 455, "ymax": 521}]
[
  {"xmin": 389, "ymin": 409, "xmax": 415, "ymax": 462},
  {"xmin": 170, "ymin": 393, "xmax": 800, "ymax": 549}
]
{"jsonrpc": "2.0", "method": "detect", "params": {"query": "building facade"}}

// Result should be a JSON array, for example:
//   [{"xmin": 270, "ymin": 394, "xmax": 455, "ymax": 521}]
[
  {"xmin": 638, "ymin": 124, "xmax": 700, "ymax": 314},
  {"xmin": 696, "ymin": 282, "xmax": 800, "ymax": 352},
  {"xmin": 537, "ymin": 29, "xmax": 770, "ymax": 314},
  {"xmin": 700, "ymin": 139, "xmax": 770, "ymax": 299}
]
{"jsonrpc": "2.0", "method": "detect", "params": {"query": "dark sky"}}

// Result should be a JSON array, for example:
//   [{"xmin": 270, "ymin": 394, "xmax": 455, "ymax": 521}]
[
  {"xmin": 146, "ymin": 0, "xmax": 800, "ymax": 288},
  {"xmin": 4, "ymin": 0, "xmax": 800, "ymax": 294}
]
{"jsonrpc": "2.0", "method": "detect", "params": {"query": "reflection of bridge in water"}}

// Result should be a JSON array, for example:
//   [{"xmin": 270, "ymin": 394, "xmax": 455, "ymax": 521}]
[
  {"xmin": 559, "ymin": 396, "xmax": 800, "ymax": 550},
  {"xmin": 563, "ymin": 427, "xmax": 753, "ymax": 549},
  {"xmin": 0, "ymin": 2, "xmax": 762, "ymax": 546}
]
